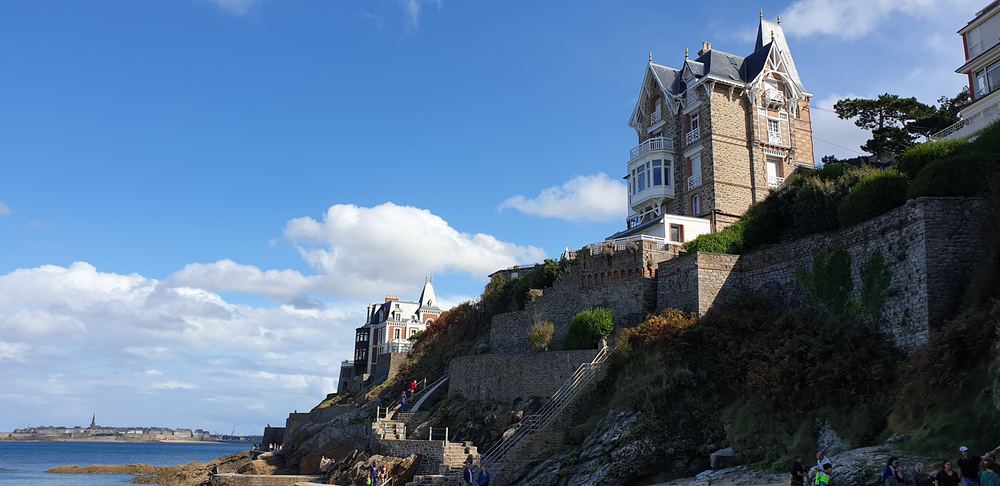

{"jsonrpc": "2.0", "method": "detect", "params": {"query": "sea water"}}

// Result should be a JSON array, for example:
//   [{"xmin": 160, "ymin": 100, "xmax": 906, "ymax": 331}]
[{"xmin": 0, "ymin": 441, "xmax": 249, "ymax": 485}]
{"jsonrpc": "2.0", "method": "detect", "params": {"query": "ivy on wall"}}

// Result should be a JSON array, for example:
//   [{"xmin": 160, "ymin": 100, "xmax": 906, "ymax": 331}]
[
  {"xmin": 859, "ymin": 252, "xmax": 891, "ymax": 319},
  {"xmin": 795, "ymin": 249, "xmax": 892, "ymax": 321},
  {"xmin": 795, "ymin": 249, "xmax": 855, "ymax": 314}
]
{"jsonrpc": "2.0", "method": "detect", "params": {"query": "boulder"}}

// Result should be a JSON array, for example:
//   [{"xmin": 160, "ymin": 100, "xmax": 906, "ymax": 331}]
[
  {"xmin": 709, "ymin": 447, "xmax": 742, "ymax": 469},
  {"xmin": 816, "ymin": 419, "xmax": 847, "ymax": 456},
  {"xmin": 324, "ymin": 453, "xmax": 419, "ymax": 486}
]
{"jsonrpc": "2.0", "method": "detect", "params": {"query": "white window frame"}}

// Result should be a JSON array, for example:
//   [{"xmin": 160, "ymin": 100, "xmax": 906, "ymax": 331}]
[{"xmin": 767, "ymin": 118, "xmax": 782, "ymax": 144}]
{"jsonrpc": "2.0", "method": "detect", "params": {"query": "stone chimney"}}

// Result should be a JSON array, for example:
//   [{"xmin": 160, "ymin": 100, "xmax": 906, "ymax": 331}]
[
  {"xmin": 384, "ymin": 295, "xmax": 399, "ymax": 302},
  {"xmin": 698, "ymin": 41, "xmax": 712, "ymax": 57}
]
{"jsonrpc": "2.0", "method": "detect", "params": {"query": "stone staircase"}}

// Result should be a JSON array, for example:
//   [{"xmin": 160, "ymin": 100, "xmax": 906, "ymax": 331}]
[
  {"xmin": 478, "ymin": 345, "xmax": 612, "ymax": 483},
  {"xmin": 364, "ymin": 372, "xmax": 481, "ymax": 486}
]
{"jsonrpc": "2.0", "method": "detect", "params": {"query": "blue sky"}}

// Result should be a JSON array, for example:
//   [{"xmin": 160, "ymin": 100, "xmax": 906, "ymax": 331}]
[{"xmin": 0, "ymin": 0, "xmax": 977, "ymax": 434}]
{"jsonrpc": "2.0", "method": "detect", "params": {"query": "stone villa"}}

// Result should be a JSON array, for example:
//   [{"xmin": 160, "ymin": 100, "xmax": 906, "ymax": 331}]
[
  {"xmin": 337, "ymin": 279, "xmax": 441, "ymax": 393},
  {"xmin": 615, "ymin": 11, "xmax": 814, "ymax": 243}
]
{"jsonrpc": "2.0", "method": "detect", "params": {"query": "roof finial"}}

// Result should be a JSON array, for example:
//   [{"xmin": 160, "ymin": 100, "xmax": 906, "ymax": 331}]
[
  {"xmin": 771, "ymin": 29, "xmax": 775, "ymax": 41},
  {"xmin": 648, "ymin": 51, "xmax": 653, "ymax": 63},
  {"xmin": 759, "ymin": 8, "xmax": 764, "ymax": 21},
  {"xmin": 776, "ymin": 15, "xmax": 781, "ymax": 25},
  {"xmin": 684, "ymin": 47, "xmax": 689, "ymax": 60}
]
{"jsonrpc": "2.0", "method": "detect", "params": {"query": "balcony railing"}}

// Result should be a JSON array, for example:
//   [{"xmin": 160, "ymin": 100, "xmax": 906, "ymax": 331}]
[
  {"xmin": 629, "ymin": 137, "xmax": 673, "ymax": 160},
  {"xmin": 767, "ymin": 175, "xmax": 785, "ymax": 188},
  {"xmin": 685, "ymin": 128, "xmax": 700, "ymax": 145},
  {"xmin": 687, "ymin": 175, "xmax": 701, "ymax": 190},
  {"xmin": 768, "ymin": 131, "xmax": 782, "ymax": 144},
  {"xmin": 765, "ymin": 89, "xmax": 785, "ymax": 106},
  {"xmin": 931, "ymin": 93, "xmax": 1000, "ymax": 140},
  {"xmin": 588, "ymin": 235, "xmax": 675, "ymax": 255}
]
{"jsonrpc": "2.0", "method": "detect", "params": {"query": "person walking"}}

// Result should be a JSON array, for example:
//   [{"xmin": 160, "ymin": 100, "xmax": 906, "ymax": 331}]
[
  {"xmin": 960, "ymin": 446, "xmax": 981, "ymax": 486},
  {"xmin": 937, "ymin": 460, "xmax": 961, "ymax": 486},
  {"xmin": 791, "ymin": 456, "xmax": 806, "ymax": 486},
  {"xmin": 462, "ymin": 461, "xmax": 475, "ymax": 486},
  {"xmin": 476, "ymin": 464, "xmax": 492, "ymax": 486},
  {"xmin": 814, "ymin": 463, "xmax": 832, "ymax": 486},
  {"xmin": 400, "ymin": 391, "xmax": 408, "ymax": 413},
  {"xmin": 981, "ymin": 458, "xmax": 1000, "ymax": 486},
  {"xmin": 883, "ymin": 456, "xmax": 905, "ymax": 486},
  {"xmin": 369, "ymin": 461, "xmax": 380, "ymax": 486},
  {"xmin": 409, "ymin": 379, "xmax": 418, "ymax": 400}
]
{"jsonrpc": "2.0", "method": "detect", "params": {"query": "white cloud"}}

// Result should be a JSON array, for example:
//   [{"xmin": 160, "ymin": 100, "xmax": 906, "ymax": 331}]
[
  {"xmin": 0, "ymin": 201, "xmax": 10, "ymax": 217},
  {"xmin": 498, "ymin": 173, "xmax": 626, "ymax": 223},
  {"xmin": 168, "ymin": 203, "xmax": 542, "ymax": 305},
  {"xmin": 0, "ymin": 261, "xmax": 360, "ymax": 432},
  {"xmin": 401, "ymin": 0, "xmax": 441, "ymax": 29},
  {"xmin": 283, "ymin": 202, "xmax": 546, "ymax": 294},
  {"xmin": 780, "ymin": 0, "xmax": 978, "ymax": 40},
  {"xmin": 152, "ymin": 381, "xmax": 198, "ymax": 391},
  {"xmin": 0, "ymin": 342, "xmax": 29, "ymax": 361},
  {"xmin": 210, "ymin": 0, "xmax": 263, "ymax": 16}
]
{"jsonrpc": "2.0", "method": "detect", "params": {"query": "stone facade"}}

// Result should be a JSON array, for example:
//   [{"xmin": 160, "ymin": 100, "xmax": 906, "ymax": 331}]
[
  {"xmin": 447, "ymin": 349, "xmax": 599, "ymax": 404},
  {"xmin": 488, "ymin": 246, "xmax": 673, "ymax": 354},
  {"xmin": 657, "ymin": 197, "xmax": 984, "ymax": 350}
]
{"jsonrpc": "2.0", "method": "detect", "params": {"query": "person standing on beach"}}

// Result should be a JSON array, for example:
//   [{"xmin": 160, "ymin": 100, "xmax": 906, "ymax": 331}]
[
  {"xmin": 791, "ymin": 456, "xmax": 806, "ymax": 486},
  {"xmin": 960, "ymin": 446, "xmax": 981, "ymax": 486},
  {"xmin": 981, "ymin": 458, "xmax": 1000, "ymax": 486}
]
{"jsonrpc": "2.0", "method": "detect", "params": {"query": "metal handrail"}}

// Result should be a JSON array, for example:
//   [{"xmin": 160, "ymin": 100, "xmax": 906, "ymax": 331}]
[{"xmin": 480, "ymin": 346, "xmax": 611, "ymax": 467}]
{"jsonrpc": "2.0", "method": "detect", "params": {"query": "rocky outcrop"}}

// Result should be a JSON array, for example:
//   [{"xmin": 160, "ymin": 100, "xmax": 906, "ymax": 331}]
[
  {"xmin": 48, "ymin": 451, "xmax": 253, "ymax": 486},
  {"xmin": 235, "ymin": 452, "xmax": 288, "ymax": 475},
  {"xmin": 708, "ymin": 448, "xmax": 742, "ymax": 469},
  {"xmin": 323, "ymin": 451, "xmax": 419, "ymax": 485},
  {"xmin": 277, "ymin": 405, "xmax": 372, "ymax": 474}
]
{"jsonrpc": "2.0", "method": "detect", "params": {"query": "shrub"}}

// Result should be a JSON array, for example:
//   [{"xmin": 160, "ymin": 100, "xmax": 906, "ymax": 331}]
[
  {"xmin": 907, "ymin": 154, "xmax": 986, "ymax": 198},
  {"xmin": 837, "ymin": 169, "xmax": 909, "ymax": 227},
  {"xmin": 897, "ymin": 139, "xmax": 967, "ymax": 178},
  {"xmin": 740, "ymin": 195, "xmax": 785, "ymax": 249},
  {"xmin": 528, "ymin": 320, "xmax": 555, "ymax": 351},
  {"xmin": 564, "ymin": 308, "xmax": 614, "ymax": 350},
  {"xmin": 683, "ymin": 220, "xmax": 745, "ymax": 254}
]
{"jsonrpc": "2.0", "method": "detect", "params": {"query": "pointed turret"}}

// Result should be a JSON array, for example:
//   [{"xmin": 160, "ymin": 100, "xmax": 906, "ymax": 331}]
[
  {"xmin": 418, "ymin": 277, "xmax": 439, "ymax": 310},
  {"xmin": 89, "ymin": 414, "xmax": 96, "ymax": 428},
  {"xmin": 752, "ymin": 14, "xmax": 805, "ymax": 93}
]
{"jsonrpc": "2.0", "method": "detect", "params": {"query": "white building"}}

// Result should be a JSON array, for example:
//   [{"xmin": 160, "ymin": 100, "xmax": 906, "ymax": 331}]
[
  {"xmin": 352, "ymin": 279, "xmax": 441, "ymax": 376},
  {"xmin": 936, "ymin": 1, "xmax": 1000, "ymax": 140}
]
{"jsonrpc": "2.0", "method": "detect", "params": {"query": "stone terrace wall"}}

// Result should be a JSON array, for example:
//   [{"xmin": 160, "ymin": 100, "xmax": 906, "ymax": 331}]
[
  {"xmin": 489, "ymin": 246, "xmax": 675, "ymax": 354},
  {"xmin": 657, "ymin": 197, "xmax": 983, "ymax": 351},
  {"xmin": 447, "ymin": 349, "xmax": 599, "ymax": 404}
]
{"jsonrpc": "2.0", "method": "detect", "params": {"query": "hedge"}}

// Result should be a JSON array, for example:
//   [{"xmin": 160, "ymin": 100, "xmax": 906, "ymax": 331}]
[
  {"xmin": 837, "ymin": 169, "xmax": 909, "ymax": 228},
  {"xmin": 897, "ymin": 139, "xmax": 967, "ymax": 178},
  {"xmin": 907, "ymin": 154, "xmax": 985, "ymax": 198}
]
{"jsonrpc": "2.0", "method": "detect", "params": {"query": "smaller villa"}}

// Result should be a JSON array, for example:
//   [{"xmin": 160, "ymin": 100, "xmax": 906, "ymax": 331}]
[{"xmin": 338, "ymin": 279, "xmax": 441, "ymax": 393}]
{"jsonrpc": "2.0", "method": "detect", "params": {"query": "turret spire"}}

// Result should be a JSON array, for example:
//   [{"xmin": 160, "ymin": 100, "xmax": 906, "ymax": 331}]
[{"xmin": 648, "ymin": 51, "xmax": 653, "ymax": 63}]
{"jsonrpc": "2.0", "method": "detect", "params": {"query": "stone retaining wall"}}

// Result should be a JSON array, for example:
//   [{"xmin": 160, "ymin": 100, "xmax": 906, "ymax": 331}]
[
  {"xmin": 448, "ymin": 349, "xmax": 599, "ymax": 404},
  {"xmin": 657, "ymin": 197, "xmax": 983, "ymax": 351},
  {"xmin": 489, "ymin": 247, "xmax": 674, "ymax": 354}
]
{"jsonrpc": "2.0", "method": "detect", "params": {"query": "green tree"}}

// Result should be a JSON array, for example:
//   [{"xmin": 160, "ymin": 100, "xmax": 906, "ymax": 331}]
[{"xmin": 834, "ymin": 94, "xmax": 936, "ymax": 159}]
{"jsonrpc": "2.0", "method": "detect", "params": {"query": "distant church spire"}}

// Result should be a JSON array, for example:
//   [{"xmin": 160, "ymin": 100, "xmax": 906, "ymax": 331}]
[{"xmin": 90, "ymin": 414, "xmax": 96, "ymax": 428}]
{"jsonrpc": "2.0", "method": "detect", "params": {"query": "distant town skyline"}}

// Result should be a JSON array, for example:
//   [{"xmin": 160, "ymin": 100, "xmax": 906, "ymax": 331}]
[{"xmin": 0, "ymin": 0, "xmax": 977, "ymax": 433}]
